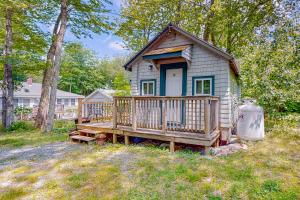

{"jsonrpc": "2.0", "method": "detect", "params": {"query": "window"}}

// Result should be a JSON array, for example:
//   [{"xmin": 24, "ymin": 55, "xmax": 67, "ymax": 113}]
[
  {"xmin": 22, "ymin": 99, "xmax": 30, "ymax": 107},
  {"xmin": 57, "ymin": 98, "xmax": 62, "ymax": 105},
  {"xmin": 13, "ymin": 99, "xmax": 19, "ymax": 107},
  {"xmin": 141, "ymin": 80, "xmax": 156, "ymax": 96},
  {"xmin": 71, "ymin": 99, "xmax": 76, "ymax": 106},
  {"xmin": 193, "ymin": 77, "xmax": 214, "ymax": 95},
  {"xmin": 64, "ymin": 99, "xmax": 69, "ymax": 106}
]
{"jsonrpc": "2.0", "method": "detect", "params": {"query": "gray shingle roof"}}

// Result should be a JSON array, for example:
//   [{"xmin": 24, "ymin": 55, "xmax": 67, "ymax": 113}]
[{"xmin": 0, "ymin": 82, "xmax": 84, "ymax": 98}]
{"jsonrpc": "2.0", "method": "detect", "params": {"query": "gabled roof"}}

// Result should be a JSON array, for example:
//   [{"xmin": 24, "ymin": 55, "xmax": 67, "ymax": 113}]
[
  {"xmin": 123, "ymin": 23, "xmax": 239, "ymax": 75},
  {"xmin": 84, "ymin": 89, "xmax": 115, "ymax": 101}
]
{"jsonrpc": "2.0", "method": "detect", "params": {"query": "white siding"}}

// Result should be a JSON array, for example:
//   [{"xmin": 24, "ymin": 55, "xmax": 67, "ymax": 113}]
[
  {"xmin": 130, "ymin": 59, "xmax": 160, "ymax": 96},
  {"xmin": 129, "ymin": 30, "xmax": 235, "ymax": 128},
  {"xmin": 229, "ymin": 68, "xmax": 240, "ymax": 127}
]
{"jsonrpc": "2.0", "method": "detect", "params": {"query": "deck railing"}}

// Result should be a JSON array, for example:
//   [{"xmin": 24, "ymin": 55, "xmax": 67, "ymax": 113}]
[
  {"xmin": 78, "ymin": 99, "xmax": 113, "ymax": 123},
  {"xmin": 112, "ymin": 96, "xmax": 219, "ymax": 135}
]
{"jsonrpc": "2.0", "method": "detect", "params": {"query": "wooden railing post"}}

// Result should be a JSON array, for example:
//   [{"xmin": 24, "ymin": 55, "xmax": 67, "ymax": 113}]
[
  {"xmin": 77, "ymin": 98, "xmax": 83, "ymax": 124},
  {"xmin": 215, "ymin": 99, "xmax": 220, "ymax": 131},
  {"xmin": 113, "ymin": 97, "xmax": 117, "ymax": 128},
  {"xmin": 162, "ymin": 98, "xmax": 167, "ymax": 133},
  {"xmin": 132, "ymin": 97, "xmax": 137, "ymax": 131},
  {"xmin": 204, "ymin": 98, "xmax": 211, "ymax": 135}
]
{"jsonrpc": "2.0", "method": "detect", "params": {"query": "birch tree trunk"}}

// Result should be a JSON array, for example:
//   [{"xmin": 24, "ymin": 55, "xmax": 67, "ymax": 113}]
[
  {"xmin": 2, "ymin": 8, "xmax": 14, "ymax": 128},
  {"xmin": 44, "ymin": 0, "xmax": 68, "ymax": 132},
  {"xmin": 35, "ymin": 0, "xmax": 67, "ymax": 131}
]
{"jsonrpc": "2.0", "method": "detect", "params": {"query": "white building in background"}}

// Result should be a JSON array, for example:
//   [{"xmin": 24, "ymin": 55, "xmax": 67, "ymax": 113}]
[
  {"xmin": 83, "ymin": 89, "xmax": 115, "ymax": 102},
  {"xmin": 0, "ymin": 78, "xmax": 84, "ymax": 119}
]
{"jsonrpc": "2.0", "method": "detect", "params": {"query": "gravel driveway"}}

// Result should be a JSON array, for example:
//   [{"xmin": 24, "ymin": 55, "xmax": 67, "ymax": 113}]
[{"xmin": 0, "ymin": 142, "xmax": 83, "ymax": 170}]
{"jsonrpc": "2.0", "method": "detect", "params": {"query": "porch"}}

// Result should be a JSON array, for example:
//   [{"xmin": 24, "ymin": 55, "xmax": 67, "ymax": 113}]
[{"xmin": 76, "ymin": 96, "xmax": 220, "ymax": 152}]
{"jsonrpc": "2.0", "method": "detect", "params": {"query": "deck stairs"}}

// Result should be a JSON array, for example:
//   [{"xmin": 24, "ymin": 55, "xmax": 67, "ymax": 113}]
[{"xmin": 69, "ymin": 129, "xmax": 101, "ymax": 144}]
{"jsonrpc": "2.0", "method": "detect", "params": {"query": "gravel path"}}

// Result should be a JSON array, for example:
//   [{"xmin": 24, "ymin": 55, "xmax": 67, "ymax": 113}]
[{"xmin": 0, "ymin": 142, "xmax": 83, "ymax": 170}]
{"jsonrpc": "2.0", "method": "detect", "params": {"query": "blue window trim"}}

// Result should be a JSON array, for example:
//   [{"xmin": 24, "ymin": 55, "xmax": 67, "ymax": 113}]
[
  {"xmin": 159, "ymin": 62, "xmax": 187, "ymax": 96},
  {"xmin": 140, "ymin": 79, "xmax": 157, "ymax": 96},
  {"xmin": 192, "ymin": 76, "xmax": 215, "ymax": 96},
  {"xmin": 143, "ymin": 51, "xmax": 182, "ymax": 60}
]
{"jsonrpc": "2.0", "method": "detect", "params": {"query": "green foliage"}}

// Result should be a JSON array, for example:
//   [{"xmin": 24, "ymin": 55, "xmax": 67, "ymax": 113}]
[
  {"xmin": 14, "ymin": 106, "xmax": 32, "ymax": 120},
  {"xmin": 5, "ymin": 121, "xmax": 35, "ymax": 132},
  {"xmin": 241, "ymin": 20, "xmax": 299, "ymax": 114},
  {"xmin": 52, "ymin": 120, "xmax": 75, "ymax": 133},
  {"xmin": 59, "ymin": 42, "xmax": 128, "ymax": 96},
  {"xmin": 113, "ymin": 71, "xmax": 131, "ymax": 96}
]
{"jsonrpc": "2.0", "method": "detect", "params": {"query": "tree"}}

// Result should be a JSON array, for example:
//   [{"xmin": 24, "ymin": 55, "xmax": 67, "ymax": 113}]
[
  {"xmin": 0, "ymin": 0, "xmax": 49, "ymax": 128},
  {"xmin": 35, "ymin": 0, "xmax": 112, "ymax": 132},
  {"xmin": 113, "ymin": 71, "xmax": 131, "ymax": 96},
  {"xmin": 240, "ymin": 19, "xmax": 299, "ymax": 113},
  {"xmin": 58, "ymin": 42, "xmax": 128, "ymax": 96}
]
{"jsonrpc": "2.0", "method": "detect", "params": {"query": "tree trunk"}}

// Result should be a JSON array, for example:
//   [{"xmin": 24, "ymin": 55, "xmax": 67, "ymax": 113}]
[
  {"xmin": 2, "ymin": 8, "xmax": 14, "ymax": 128},
  {"xmin": 203, "ymin": 0, "xmax": 215, "ymax": 42},
  {"xmin": 35, "ymin": 1, "xmax": 66, "ymax": 130},
  {"xmin": 44, "ymin": 0, "xmax": 68, "ymax": 132}
]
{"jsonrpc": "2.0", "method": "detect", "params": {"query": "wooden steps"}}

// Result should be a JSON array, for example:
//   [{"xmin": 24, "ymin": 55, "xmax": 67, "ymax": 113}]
[
  {"xmin": 70, "ymin": 135, "xmax": 96, "ymax": 144},
  {"xmin": 69, "ymin": 129, "xmax": 102, "ymax": 144}
]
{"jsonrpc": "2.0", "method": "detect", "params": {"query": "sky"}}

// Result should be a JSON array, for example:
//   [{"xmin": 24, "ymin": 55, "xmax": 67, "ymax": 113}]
[{"xmin": 61, "ymin": 0, "xmax": 131, "ymax": 58}]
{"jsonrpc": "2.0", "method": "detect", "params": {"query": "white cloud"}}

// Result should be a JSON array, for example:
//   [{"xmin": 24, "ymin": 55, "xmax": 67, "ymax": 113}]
[{"xmin": 108, "ymin": 41, "xmax": 126, "ymax": 51}]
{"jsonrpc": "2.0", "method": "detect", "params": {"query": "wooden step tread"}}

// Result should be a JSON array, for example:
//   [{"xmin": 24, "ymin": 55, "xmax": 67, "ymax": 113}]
[
  {"xmin": 79, "ymin": 129, "xmax": 102, "ymax": 134},
  {"xmin": 70, "ymin": 135, "xmax": 96, "ymax": 142}
]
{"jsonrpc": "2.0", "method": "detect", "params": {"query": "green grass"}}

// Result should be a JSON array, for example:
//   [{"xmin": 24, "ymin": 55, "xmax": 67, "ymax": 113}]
[
  {"xmin": 0, "ymin": 120, "xmax": 73, "ymax": 148},
  {"xmin": 0, "ymin": 116, "xmax": 299, "ymax": 199}
]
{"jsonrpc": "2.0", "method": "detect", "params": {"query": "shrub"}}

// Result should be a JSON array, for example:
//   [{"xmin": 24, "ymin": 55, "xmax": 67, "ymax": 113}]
[
  {"xmin": 52, "ymin": 120, "xmax": 75, "ymax": 133},
  {"xmin": 6, "ymin": 121, "xmax": 35, "ymax": 132}
]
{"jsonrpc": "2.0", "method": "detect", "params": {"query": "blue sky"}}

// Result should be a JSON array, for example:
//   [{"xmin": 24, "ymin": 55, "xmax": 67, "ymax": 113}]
[{"xmin": 63, "ymin": 0, "xmax": 131, "ymax": 58}]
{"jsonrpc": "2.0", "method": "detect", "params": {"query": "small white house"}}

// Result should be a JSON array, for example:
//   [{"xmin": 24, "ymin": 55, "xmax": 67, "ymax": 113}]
[
  {"xmin": 0, "ymin": 79, "xmax": 84, "ymax": 119},
  {"xmin": 83, "ymin": 89, "xmax": 115, "ymax": 102},
  {"xmin": 124, "ymin": 23, "xmax": 241, "ymax": 141}
]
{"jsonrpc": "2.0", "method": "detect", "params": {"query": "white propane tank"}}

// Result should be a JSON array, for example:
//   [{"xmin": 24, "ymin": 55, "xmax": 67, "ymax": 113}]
[{"xmin": 237, "ymin": 99, "xmax": 264, "ymax": 140}]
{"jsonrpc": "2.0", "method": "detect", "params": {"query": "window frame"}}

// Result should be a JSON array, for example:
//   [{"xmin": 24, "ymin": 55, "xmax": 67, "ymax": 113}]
[
  {"xmin": 71, "ymin": 98, "xmax": 76, "ymax": 106},
  {"xmin": 192, "ymin": 76, "xmax": 214, "ymax": 96},
  {"xmin": 140, "ymin": 79, "xmax": 156, "ymax": 96}
]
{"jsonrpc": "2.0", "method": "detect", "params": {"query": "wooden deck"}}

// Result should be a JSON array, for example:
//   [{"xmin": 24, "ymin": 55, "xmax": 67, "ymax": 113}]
[{"xmin": 76, "ymin": 96, "xmax": 221, "ymax": 153}]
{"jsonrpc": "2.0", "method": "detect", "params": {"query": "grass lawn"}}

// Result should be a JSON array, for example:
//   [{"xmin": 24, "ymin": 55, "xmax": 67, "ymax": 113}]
[{"xmin": 0, "ymin": 116, "xmax": 299, "ymax": 200}]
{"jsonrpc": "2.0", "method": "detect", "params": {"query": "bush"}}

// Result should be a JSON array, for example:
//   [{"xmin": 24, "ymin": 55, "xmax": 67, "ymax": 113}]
[
  {"xmin": 52, "ymin": 120, "xmax": 75, "ymax": 133},
  {"xmin": 6, "ymin": 121, "xmax": 36, "ymax": 132}
]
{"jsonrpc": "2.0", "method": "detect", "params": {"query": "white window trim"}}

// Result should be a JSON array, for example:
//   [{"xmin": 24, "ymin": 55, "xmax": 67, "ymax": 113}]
[
  {"xmin": 142, "ymin": 80, "xmax": 155, "ymax": 96},
  {"xmin": 193, "ymin": 78, "xmax": 213, "ymax": 96}
]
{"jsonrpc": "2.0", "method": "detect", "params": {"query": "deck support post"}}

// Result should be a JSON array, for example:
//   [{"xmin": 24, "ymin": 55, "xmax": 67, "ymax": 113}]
[
  {"xmin": 204, "ymin": 98, "xmax": 211, "ymax": 135},
  {"xmin": 132, "ymin": 97, "xmax": 137, "ymax": 131},
  {"xmin": 113, "ymin": 97, "xmax": 117, "ymax": 128},
  {"xmin": 162, "ymin": 98, "xmax": 167, "ymax": 134},
  {"xmin": 78, "ymin": 98, "xmax": 83, "ymax": 124},
  {"xmin": 125, "ymin": 135, "xmax": 130, "ymax": 145},
  {"xmin": 113, "ymin": 134, "xmax": 117, "ymax": 144},
  {"xmin": 204, "ymin": 146, "xmax": 210, "ymax": 155},
  {"xmin": 170, "ymin": 141, "xmax": 175, "ymax": 153}
]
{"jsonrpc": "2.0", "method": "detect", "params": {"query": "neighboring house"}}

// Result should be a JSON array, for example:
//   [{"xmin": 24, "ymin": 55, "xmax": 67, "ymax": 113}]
[
  {"xmin": 0, "ymin": 78, "xmax": 84, "ymax": 119},
  {"xmin": 83, "ymin": 89, "xmax": 115, "ymax": 102},
  {"xmin": 124, "ymin": 23, "xmax": 241, "ymax": 140}
]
